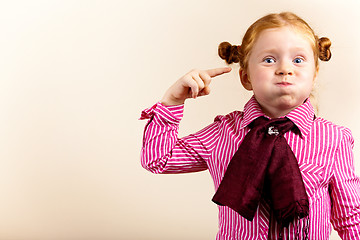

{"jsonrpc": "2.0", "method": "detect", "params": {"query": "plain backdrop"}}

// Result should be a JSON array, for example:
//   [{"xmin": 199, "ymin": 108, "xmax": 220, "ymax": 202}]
[{"xmin": 0, "ymin": 0, "xmax": 359, "ymax": 239}]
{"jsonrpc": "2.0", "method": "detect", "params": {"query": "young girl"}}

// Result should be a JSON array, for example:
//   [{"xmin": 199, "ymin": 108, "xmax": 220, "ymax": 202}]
[{"xmin": 140, "ymin": 12, "xmax": 360, "ymax": 240}]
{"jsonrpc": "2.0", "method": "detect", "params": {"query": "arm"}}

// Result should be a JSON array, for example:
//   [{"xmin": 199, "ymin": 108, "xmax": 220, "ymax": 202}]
[
  {"xmin": 140, "ymin": 67, "xmax": 231, "ymax": 174},
  {"xmin": 330, "ymin": 128, "xmax": 360, "ymax": 239},
  {"xmin": 140, "ymin": 102, "xmax": 221, "ymax": 174}
]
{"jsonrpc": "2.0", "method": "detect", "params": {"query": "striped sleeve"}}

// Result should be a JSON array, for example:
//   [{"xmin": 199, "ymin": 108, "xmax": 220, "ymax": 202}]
[
  {"xmin": 140, "ymin": 102, "xmax": 220, "ymax": 174},
  {"xmin": 330, "ymin": 127, "xmax": 360, "ymax": 239}
]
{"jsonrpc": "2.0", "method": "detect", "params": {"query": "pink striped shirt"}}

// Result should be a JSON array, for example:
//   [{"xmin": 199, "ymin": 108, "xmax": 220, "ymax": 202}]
[{"xmin": 140, "ymin": 96, "xmax": 360, "ymax": 239}]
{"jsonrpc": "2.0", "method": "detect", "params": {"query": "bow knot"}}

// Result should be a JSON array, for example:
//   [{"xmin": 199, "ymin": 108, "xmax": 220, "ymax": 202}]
[
  {"xmin": 250, "ymin": 117, "xmax": 297, "ymax": 137},
  {"xmin": 212, "ymin": 116, "xmax": 309, "ymax": 230}
]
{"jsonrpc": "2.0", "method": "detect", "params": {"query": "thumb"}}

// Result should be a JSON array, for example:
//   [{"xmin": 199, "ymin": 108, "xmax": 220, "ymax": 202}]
[{"xmin": 198, "ymin": 86, "xmax": 211, "ymax": 97}]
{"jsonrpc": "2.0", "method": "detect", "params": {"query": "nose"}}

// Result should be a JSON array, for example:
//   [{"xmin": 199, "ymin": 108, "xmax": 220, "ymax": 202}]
[{"xmin": 275, "ymin": 62, "xmax": 294, "ymax": 76}]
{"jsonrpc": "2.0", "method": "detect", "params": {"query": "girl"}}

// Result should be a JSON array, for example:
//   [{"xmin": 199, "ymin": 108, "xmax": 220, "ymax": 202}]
[{"xmin": 140, "ymin": 12, "xmax": 360, "ymax": 239}]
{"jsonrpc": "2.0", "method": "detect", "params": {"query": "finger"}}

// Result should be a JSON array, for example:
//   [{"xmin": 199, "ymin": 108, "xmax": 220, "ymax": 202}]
[
  {"xmin": 205, "ymin": 67, "xmax": 232, "ymax": 78},
  {"xmin": 183, "ymin": 76, "xmax": 199, "ymax": 99},
  {"xmin": 192, "ymin": 74, "xmax": 205, "ymax": 90},
  {"xmin": 199, "ymin": 71, "xmax": 212, "ymax": 87},
  {"xmin": 198, "ymin": 86, "xmax": 211, "ymax": 97}
]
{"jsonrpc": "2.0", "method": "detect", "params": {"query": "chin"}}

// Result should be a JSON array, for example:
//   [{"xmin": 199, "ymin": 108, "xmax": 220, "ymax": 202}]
[{"xmin": 276, "ymin": 96, "xmax": 303, "ymax": 111}]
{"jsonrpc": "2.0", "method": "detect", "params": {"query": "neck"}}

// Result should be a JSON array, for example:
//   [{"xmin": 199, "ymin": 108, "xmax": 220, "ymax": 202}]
[{"xmin": 260, "ymin": 106, "xmax": 294, "ymax": 119}]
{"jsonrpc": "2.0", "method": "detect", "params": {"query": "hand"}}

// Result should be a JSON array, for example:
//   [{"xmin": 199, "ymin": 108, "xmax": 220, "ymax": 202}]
[{"xmin": 161, "ymin": 67, "xmax": 232, "ymax": 106}]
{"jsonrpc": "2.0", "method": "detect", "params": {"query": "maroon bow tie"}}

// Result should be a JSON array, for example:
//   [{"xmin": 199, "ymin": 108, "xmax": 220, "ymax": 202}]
[{"xmin": 212, "ymin": 116, "xmax": 309, "ymax": 228}]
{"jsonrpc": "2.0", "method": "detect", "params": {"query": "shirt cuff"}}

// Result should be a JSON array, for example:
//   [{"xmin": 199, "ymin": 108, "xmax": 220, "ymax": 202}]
[{"xmin": 139, "ymin": 102, "xmax": 184, "ymax": 124}]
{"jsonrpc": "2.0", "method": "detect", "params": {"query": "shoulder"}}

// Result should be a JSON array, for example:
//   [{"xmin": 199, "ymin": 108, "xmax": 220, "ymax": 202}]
[
  {"xmin": 314, "ymin": 117, "xmax": 352, "ymax": 135},
  {"xmin": 211, "ymin": 110, "xmax": 245, "ymax": 136},
  {"xmin": 214, "ymin": 110, "xmax": 244, "ymax": 123},
  {"xmin": 314, "ymin": 117, "xmax": 354, "ymax": 146}
]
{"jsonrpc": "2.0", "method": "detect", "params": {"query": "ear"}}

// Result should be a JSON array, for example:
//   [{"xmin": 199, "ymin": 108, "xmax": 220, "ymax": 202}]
[
  {"xmin": 240, "ymin": 69, "xmax": 253, "ymax": 90},
  {"xmin": 314, "ymin": 65, "xmax": 319, "ymax": 81},
  {"xmin": 312, "ymin": 65, "xmax": 319, "ymax": 86}
]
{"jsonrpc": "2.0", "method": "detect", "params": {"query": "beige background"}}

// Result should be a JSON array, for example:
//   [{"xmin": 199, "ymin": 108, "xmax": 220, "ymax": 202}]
[{"xmin": 0, "ymin": 0, "xmax": 359, "ymax": 239}]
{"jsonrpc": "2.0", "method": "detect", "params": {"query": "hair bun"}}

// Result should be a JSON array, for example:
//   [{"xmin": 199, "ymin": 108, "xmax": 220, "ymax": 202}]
[
  {"xmin": 318, "ymin": 37, "xmax": 331, "ymax": 61},
  {"xmin": 218, "ymin": 42, "xmax": 241, "ymax": 64}
]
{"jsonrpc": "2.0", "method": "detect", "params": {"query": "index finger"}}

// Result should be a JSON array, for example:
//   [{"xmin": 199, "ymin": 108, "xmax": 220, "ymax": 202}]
[{"xmin": 205, "ymin": 67, "xmax": 232, "ymax": 78}]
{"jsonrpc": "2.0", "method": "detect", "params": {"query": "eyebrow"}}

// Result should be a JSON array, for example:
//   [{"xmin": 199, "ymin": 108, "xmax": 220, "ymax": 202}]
[{"xmin": 256, "ymin": 47, "xmax": 310, "ymax": 57}]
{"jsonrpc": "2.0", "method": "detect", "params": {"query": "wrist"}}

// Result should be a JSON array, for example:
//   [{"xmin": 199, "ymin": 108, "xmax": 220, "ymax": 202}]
[
  {"xmin": 161, "ymin": 95, "xmax": 185, "ymax": 106},
  {"xmin": 160, "ymin": 98, "xmax": 185, "ymax": 106}
]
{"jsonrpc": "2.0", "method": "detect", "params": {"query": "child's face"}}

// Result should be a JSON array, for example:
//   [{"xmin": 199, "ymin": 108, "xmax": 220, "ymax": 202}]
[{"xmin": 241, "ymin": 26, "xmax": 317, "ymax": 118}]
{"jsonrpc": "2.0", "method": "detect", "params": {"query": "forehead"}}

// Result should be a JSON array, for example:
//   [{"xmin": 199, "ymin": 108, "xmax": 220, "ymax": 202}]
[{"xmin": 252, "ymin": 26, "xmax": 314, "ymax": 53}]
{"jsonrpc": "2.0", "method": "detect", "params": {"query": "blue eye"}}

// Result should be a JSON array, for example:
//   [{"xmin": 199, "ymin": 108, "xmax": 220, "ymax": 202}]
[
  {"xmin": 293, "ymin": 58, "xmax": 304, "ymax": 64},
  {"xmin": 264, "ymin": 58, "xmax": 275, "ymax": 63}
]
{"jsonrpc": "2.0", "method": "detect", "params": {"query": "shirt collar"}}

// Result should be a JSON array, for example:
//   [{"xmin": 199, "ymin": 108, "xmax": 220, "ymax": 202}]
[{"xmin": 240, "ymin": 95, "xmax": 315, "ymax": 137}]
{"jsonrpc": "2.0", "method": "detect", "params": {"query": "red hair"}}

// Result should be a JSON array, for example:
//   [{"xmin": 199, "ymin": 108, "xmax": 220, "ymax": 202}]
[{"xmin": 218, "ymin": 12, "xmax": 331, "ymax": 71}]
